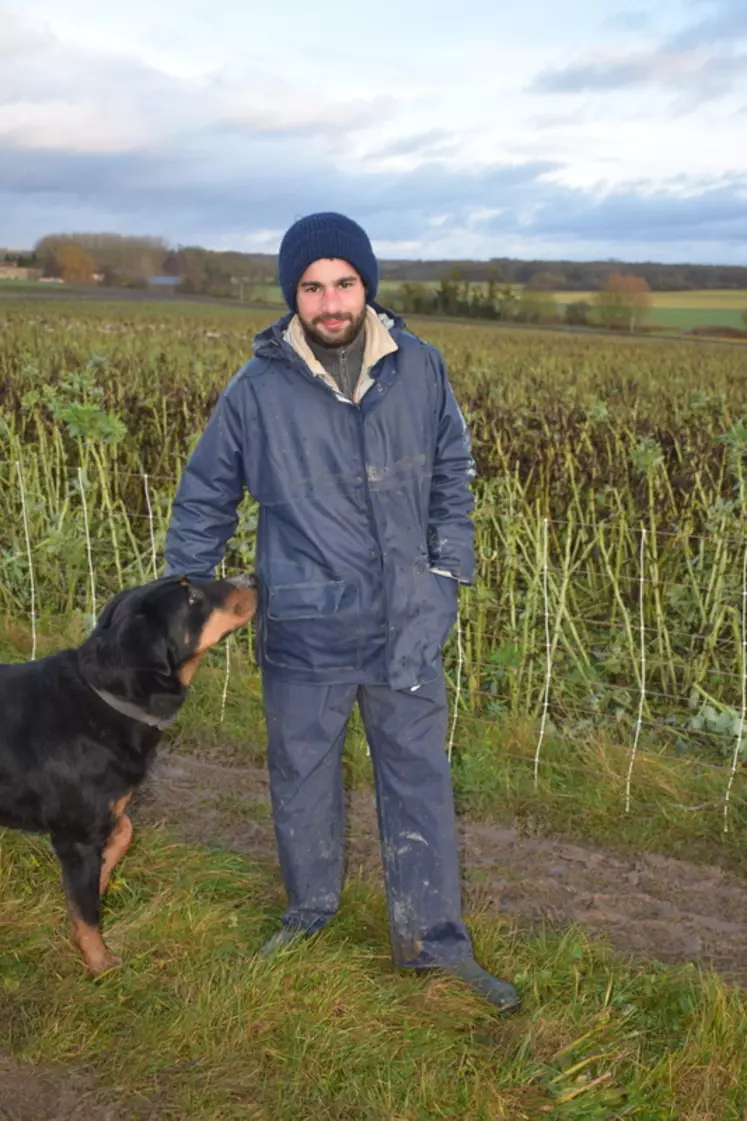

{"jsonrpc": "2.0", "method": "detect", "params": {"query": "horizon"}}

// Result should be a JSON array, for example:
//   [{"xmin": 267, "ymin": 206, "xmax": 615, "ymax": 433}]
[{"xmin": 4, "ymin": 239, "xmax": 747, "ymax": 274}]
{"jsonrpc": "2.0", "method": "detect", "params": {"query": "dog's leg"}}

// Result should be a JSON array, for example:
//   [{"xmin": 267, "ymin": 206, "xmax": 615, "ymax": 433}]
[
  {"xmin": 99, "ymin": 794, "xmax": 134, "ymax": 896},
  {"xmin": 51, "ymin": 835, "xmax": 121, "ymax": 976},
  {"xmin": 99, "ymin": 813, "xmax": 133, "ymax": 895}
]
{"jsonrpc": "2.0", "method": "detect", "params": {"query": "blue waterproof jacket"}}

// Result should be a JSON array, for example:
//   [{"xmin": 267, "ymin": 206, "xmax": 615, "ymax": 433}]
[{"xmin": 164, "ymin": 305, "xmax": 475, "ymax": 690}]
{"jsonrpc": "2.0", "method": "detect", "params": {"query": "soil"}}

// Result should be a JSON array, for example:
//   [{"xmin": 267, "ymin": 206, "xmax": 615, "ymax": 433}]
[
  {"xmin": 135, "ymin": 746, "xmax": 747, "ymax": 984},
  {"xmin": 0, "ymin": 1058, "xmax": 123, "ymax": 1121},
  {"xmin": 5, "ymin": 742, "xmax": 747, "ymax": 1119}
]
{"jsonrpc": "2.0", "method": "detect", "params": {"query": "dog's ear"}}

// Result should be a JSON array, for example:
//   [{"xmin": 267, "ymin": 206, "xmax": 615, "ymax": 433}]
[
  {"xmin": 79, "ymin": 595, "xmax": 184, "ymax": 716},
  {"xmin": 90, "ymin": 586, "xmax": 134, "ymax": 633}
]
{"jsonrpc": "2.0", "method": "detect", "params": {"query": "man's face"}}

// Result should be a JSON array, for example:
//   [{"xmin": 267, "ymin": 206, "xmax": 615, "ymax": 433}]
[{"xmin": 296, "ymin": 258, "xmax": 367, "ymax": 347}]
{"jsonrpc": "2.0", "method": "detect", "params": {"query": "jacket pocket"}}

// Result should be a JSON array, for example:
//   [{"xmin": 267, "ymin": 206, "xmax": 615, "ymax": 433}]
[
  {"xmin": 268, "ymin": 580, "xmax": 346, "ymax": 620},
  {"xmin": 264, "ymin": 580, "xmax": 361, "ymax": 672}
]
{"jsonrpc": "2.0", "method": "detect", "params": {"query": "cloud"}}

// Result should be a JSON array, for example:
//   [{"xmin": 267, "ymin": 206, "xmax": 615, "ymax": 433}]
[
  {"xmin": 0, "ymin": 9, "xmax": 199, "ymax": 154},
  {"xmin": 668, "ymin": 1, "xmax": 747, "ymax": 49},
  {"xmin": 529, "ymin": 47, "xmax": 747, "ymax": 101},
  {"xmin": 532, "ymin": 0, "xmax": 747, "ymax": 106},
  {"xmin": 503, "ymin": 177, "xmax": 747, "ymax": 245},
  {"xmin": 0, "ymin": 7, "xmax": 401, "ymax": 156},
  {"xmin": 0, "ymin": 99, "xmax": 148, "ymax": 152},
  {"xmin": 367, "ymin": 130, "xmax": 459, "ymax": 160},
  {"xmin": 2, "ymin": 128, "xmax": 745, "ymax": 264},
  {"xmin": 0, "ymin": 139, "xmax": 559, "ymax": 232},
  {"xmin": 215, "ymin": 79, "xmax": 397, "ymax": 140},
  {"xmin": 0, "ymin": 8, "xmax": 51, "ymax": 60}
]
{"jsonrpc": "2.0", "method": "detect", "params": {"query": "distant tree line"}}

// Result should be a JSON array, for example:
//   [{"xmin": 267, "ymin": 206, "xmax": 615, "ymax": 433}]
[
  {"xmin": 26, "ymin": 234, "xmax": 276, "ymax": 299},
  {"xmin": 389, "ymin": 269, "xmax": 654, "ymax": 332},
  {"xmin": 1, "ymin": 232, "xmax": 744, "ymax": 295},
  {"xmin": 378, "ymin": 257, "xmax": 747, "ymax": 292},
  {"xmin": 2, "ymin": 232, "xmax": 745, "ymax": 300}
]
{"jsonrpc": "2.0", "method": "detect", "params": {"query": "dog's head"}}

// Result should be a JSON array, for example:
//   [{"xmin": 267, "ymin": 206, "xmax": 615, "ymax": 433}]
[{"xmin": 78, "ymin": 574, "xmax": 258, "ymax": 720}]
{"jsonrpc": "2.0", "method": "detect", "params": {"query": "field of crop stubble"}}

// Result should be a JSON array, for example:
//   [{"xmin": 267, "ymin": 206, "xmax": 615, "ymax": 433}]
[{"xmin": 3, "ymin": 298, "xmax": 747, "ymax": 1119}]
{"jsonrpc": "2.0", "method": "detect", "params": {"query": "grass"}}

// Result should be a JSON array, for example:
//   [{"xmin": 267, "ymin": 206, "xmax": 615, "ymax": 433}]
[
  {"xmin": 377, "ymin": 281, "xmax": 747, "ymax": 331},
  {"xmin": 642, "ymin": 307, "xmax": 746, "ymax": 331},
  {"xmin": 0, "ymin": 279, "xmax": 50, "ymax": 291},
  {"xmin": 561, "ymin": 290, "xmax": 747, "ymax": 310},
  {"xmin": 552, "ymin": 296, "xmax": 746, "ymax": 332},
  {"xmin": 3, "ymin": 823, "xmax": 747, "ymax": 1120}
]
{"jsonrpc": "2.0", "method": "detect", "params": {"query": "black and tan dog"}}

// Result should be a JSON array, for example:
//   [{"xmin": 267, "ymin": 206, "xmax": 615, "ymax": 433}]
[{"xmin": 0, "ymin": 573, "xmax": 257, "ymax": 975}]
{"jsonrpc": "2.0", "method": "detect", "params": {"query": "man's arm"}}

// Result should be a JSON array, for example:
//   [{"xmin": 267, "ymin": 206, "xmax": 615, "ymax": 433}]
[
  {"xmin": 164, "ymin": 380, "xmax": 248, "ymax": 581},
  {"xmin": 427, "ymin": 355, "xmax": 476, "ymax": 584}
]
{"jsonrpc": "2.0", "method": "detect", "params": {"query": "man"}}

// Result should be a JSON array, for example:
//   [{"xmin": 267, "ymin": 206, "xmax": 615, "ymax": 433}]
[{"xmin": 164, "ymin": 212, "xmax": 520, "ymax": 1011}]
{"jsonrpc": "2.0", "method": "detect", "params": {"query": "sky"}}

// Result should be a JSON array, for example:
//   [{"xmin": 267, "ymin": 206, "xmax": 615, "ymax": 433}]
[{"xmin": 1, "ymin": 0, "xmax": 746, "ymax": 264}]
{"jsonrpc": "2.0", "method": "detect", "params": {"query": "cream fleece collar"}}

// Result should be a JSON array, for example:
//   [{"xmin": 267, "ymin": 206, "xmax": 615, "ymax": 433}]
[{"xmin": 285, "ymin": 305, "xmax": 398, "ymax": 404}]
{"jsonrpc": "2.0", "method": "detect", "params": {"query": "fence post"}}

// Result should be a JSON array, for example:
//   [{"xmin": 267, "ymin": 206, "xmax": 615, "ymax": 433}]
[
  {"xmin": 625, "ymin": 527, "xmax": 647, "ymax": 813},
  {"xmin": 447, "ymin": 608, "xmax": 464, "ymax": 764},
  {"xmin": 78, "ymin": 466, "xmax": 97, "ymax": 627},
  {"xmin": 220, "ymin": 559, "xmax": 232, "ymax": 724},
  {"xmin": 723, "ymin": 541, "xmax": 747, "ymax": 833},
  {"xmin": 15, "ymin": 460, "xmax": 37, "ymax": 660},
  {"xmin": 142, "ymin": 472, "xmax": 159, "ymax": 580},
  {"xmin": 533, "ymin": 517, "xmax": 552, "ymax": 788}
]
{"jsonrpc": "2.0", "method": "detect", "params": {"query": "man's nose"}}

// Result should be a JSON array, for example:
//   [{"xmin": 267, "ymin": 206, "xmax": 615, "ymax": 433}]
[{"xmin": 320, "ymin": 288, "xmax": 344, "ymax": 314}]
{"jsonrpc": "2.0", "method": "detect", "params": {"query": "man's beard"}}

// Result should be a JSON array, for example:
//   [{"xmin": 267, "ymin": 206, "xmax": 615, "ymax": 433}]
[{"xmin": 301, "ymin": 306, "xmax": 367, "ymax": 348}]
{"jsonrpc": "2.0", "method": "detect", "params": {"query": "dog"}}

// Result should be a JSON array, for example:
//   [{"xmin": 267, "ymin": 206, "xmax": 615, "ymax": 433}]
[{"xmin": 0, "ymin": 573, "xmax": 257, "ymax": 975}]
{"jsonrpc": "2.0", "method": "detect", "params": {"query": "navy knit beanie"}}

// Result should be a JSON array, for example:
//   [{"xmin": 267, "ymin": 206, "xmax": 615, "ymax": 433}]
[{"xmin": 278, "ymin": 212, "xmax": 379, "ymax": 311}]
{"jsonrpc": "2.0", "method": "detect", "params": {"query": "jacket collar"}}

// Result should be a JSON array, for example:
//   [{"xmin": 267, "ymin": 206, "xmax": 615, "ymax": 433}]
[{"xmin": 283, "ymin": 306, "xmax": 398, "ymax": 403}]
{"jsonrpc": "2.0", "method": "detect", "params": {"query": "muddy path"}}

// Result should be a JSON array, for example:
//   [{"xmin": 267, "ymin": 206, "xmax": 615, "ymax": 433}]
[{"xmin": 134, "ymin": 747, "xmax": 747, "ymax": 985}]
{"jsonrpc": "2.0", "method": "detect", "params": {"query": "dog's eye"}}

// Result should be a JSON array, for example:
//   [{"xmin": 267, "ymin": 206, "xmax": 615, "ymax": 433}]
[{"xmin": 187, "ymin": 589, "xmax": 199, "ymax": 607}]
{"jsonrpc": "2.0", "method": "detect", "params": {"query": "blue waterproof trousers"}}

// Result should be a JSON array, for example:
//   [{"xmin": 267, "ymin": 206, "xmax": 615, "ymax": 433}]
[{"xmin": 262, "ymin": 671, "xmax": 473, "ymax": 968}]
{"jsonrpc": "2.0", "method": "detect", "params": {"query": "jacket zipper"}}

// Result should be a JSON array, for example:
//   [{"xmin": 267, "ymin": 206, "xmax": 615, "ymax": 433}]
[
  {"xmin": 358, "ymin": 411, "xmax": 390, "ymax": 671},
  {"xmin": 265, "ymin": 339, "xmax": 394, "ymax": 674}
]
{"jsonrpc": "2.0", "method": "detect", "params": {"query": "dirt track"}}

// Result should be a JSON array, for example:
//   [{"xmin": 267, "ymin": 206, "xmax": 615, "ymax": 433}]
[{"xmin": 136, "ymin": 748, "xmax": 747, "ymax": 984}]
